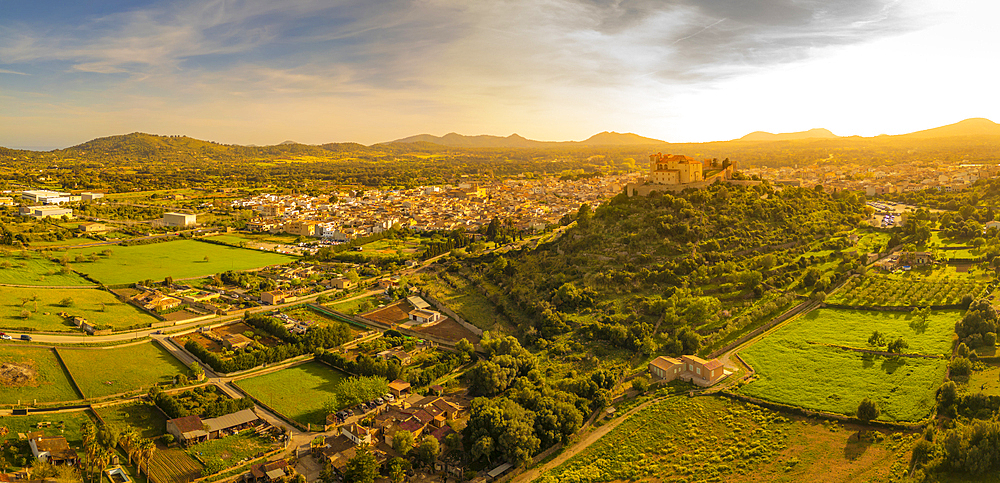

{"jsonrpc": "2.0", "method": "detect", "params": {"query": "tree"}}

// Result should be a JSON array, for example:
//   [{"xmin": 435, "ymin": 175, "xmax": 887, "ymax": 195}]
[
  {"xmin": 388, "ymin": 457, "xmax": 409, "ymax": 483},
  {"xmin": 886, "ymin": 337, "xmax": 909, "ymax": 354},
  {"xmin": 344, "ymin": 445, "xmax": 379, "ymax": 483},
  {"xmin": 939, "ymin": 381, "xmax": 958, "ymax": 407},
  {"xmin": 189, "ymin": 361, "xmax": 204, "ymax": 379},
  {"xmin": 59, "ymin": 297, "xmax": 74, "ymax": 307},
  {"xmin": 857, "ymin": 397, "xmax": 880, "ymax": 426},
  {"xmin": 456, "ymin": 338, "xmax": 475, "ymax": 361},
  {"xmin": 417, "ymin": 434, "xmax": 440, "ymax": 466},
  {"xmin": 392, "ymin": 430, "xmax": 414, "ymax": 456},
  {"xmin": 867, "ymin": 330, "xmax": 886, "ymax": 348}
]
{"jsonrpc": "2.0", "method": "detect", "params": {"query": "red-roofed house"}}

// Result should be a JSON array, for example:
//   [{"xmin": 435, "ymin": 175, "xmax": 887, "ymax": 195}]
[{"xmin": 647, "ymin": 354, "xmax": 728, "ymax": 387}]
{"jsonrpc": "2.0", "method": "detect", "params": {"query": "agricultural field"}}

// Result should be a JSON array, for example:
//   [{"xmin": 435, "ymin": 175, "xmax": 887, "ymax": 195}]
[
  {"xmin": 0, "ymin": 346, "xmax": 82, "ymax": 405},
  {"xmin": 149, "ymin": 444, "xmax": 204, "ymax": 483},
  {"xmin": 0, "ymin": 251, "xmax": 92, "ymax": 286},
  {"xmin": 738, "ymin": 309, "xmax": 951, "ymax": 421},
  {"xmin": 538, "ymin": 396, "xmax": 914, "ymax": 483},
  {"xmin": 354, "ymin": 237, "xmax": 427, "ymax": 260},
  {"xmin": 94, "ymin": 401, "xmax": 168, "ymax": 439},
  {"xmin": 235, "ymin": 361, "xmax": 348, "ymax": 426},
  {"xmin": 66, "ymin": 239, "xmax": 295, "ymax": 285},
  {"xmin": 829, "ymin": 274, "xmax": 987, "ymax": 307},
  {"xmin": 280, "ymin": 305, "xmax": 368, "ymax": 334},
  {"xmin": 187, "ymin": 430, "xmax": 276, "ymax": 476},
  {"xmin": 57, "ymin": 342, "xmax": 190, "ymax": 399},
  {"xmin": 0, "ymin": 286, "xmax": 158, "ymax": 332}
]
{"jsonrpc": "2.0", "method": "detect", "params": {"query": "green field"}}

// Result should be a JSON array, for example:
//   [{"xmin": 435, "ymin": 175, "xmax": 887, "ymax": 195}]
[
  {"xmin": 738, "ymin": 309, "xmax": 950, "ymax": 421},
  {"xmin": 188, "ymin": 430, "xmax": 275, "ymax": 476},
  {"xmin": 0, "ymin": 346, "xmax": 82, "ymax": 404},
  {"xmin": 0, "ymin": 286, "xmax": 157, "ymax": 332},
  {"xmin": 326, "ymin": 294, "xmax": 379, "ymax": 315},
  {"xmin": 235, "ymin": 361, "xmax": 348, "ymax": 426},
  {"xmin": 0, "ymin": 252, "xmax": 92, "ymax": 286},
  {"xmin": 539, "ymin": 396, "xmax": 914, "ymax": 483},
  {"xmin": 769, "ymin": 308, "xmax": 959, "ymax": 355},
  {"xmin": 355, "ymin": 237, "xmax": 427, "ymax": 260},
  {"xmin": 67, "ymin": 239, "xmax": 295, "ymax": 285},
  {"xmin": 94, "ymin": 401, "xmax": 168, "ymax": 439},
  {"xmin": 58, "ymin": 342, "xmax": 189, "ymax": 399}
]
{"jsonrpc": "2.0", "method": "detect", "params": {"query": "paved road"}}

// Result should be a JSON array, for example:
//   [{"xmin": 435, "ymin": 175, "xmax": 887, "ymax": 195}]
[{"xmin": 0, "ymin": 288, "xmax": 383, "ymax": 345}]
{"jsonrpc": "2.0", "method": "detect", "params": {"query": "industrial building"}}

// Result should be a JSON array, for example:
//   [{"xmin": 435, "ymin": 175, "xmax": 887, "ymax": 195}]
[{"xmin": 163, "ymin": 212, "xmax": 197, "ymax": 227}]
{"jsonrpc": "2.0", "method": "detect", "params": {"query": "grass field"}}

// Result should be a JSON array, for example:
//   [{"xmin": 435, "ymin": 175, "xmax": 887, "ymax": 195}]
[
  {"xmin": 738, "ymin": 309, "xmax": 950, "ymax": 421},
  {"xmin": 0, "ymin": 252, "xmax": 92, "ymax": 286},
  {"xmin": 67, "ymin": 239, "xmax": 295, "ymax": 285},
  {"xmin": 150, "ymin": 444, "xmax": 204, "ymax": 483},
  {"xmin": 0, "ymin": 345, "xmax": 82, "ymax": 404},
  {"xmin": 326, "ymin": 294, "xmax": 379, "ymax": 315},
  {"xmin": 772, "ymin": 308, "xmax": 959, "ymax": 355},
  {"xmin": 94, "ymin": 401, "xmax": 168, "ymax": 439},
  {"xmin": 539, "ymin": 396, "xmax": 914, "ymax": 483},
  {"xmin": 354, "ymin": 237, "xmax": 427, "ymax": 260},
  {"xmin": 58, "ymin": 342, "xmax": 189, "ymax": 398},
  {"xmin": 235, "ymin": 361, "xmax": 348, "ymax": 426},
  {"xmin": 0, "ymin": 286, "xmax": 158, "ymax": 332},
  {"xmin": 188, "ymin": 430, "xmax": 275, "ymax": 476}
]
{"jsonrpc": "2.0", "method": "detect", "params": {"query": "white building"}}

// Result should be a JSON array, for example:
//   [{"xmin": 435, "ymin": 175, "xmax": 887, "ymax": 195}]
[
  {"xmin": 20, "ymin": 206, "xmax": 73, "ymax": 219},
  {"xmin": 21, "ymin": 190, "xmax": 78, "ymax": 204},
  {"xmin": 163, "ymin": 212, "xmax": 197, "ymax": 227}
]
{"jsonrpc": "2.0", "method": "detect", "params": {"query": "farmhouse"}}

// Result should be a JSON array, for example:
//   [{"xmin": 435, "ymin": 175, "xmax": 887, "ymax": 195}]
[
  {"xmin": 260, "ymin": 290, "xmax": 296, "ymax": 305},
  {"xmin": 77, "ymin": 222, "xmax": 108, "ymax": 233},
  {"xmin": 648, "ymin": 355, "xmax": 728, "ymax": 387},
  {"xmin": 341, "ymin": 422, "xmax": 373, "ymax": 446},
  {"xmin": 407, "ymin": 308, "xmax": 443, "ymax": 325},
  {"xmin": 28, "ymin": 433, "xmax": 79, "ymax": 465},
  {"xmin": 166, "ymin": 415, "xmax": 209, "ymax": 446},
  {"xmin": 130, "ymin": 290, "xmax": 182, "ymax": 312}
]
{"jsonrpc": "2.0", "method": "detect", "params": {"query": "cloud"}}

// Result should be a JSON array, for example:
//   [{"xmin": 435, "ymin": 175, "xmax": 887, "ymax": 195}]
[{"xmin": 0, "ymin": 68, "xmax": 29, "ymax": 75}]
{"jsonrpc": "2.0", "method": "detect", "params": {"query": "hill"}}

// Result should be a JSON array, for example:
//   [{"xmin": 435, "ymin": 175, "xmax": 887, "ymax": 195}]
[
  {"xmin": 389, "ymin": 131, "xmax": 666, "ymax": 148},
  {"xmin": 738, "ymin": 128, "xmax": 839, "ymax": 142},
  {"xmin": 896, "ymin": 118, "xmax": 1000, "ymax": 139}
]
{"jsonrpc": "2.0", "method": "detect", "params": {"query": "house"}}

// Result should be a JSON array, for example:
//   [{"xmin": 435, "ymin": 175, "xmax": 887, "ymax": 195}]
[
  {"xmin": 260, "ymin": 291, "xmax": 295, "ymax": 305},
  {"xmin": 376, "ymin": 349, "xmax": 412, "ymax": 365},
  {"xmin": 648, "ymin": 355, "xmax": 728, "ymax": 387},
  {"xmin": 223, "ymin": 333, "xmax": 254, "ymax": 350},
  {"xmin": 130, "ymin": 290, "xmax": 182, "ymax": 312},
  {"xmin": 77, "ymin": 222, "xmax": 107, "ymax": 233},
  {"xmin": 249, "ymin": 459, "xmax": 288, "ymax": 482},
  {"xmin": 986, "ymin": 220, "xmax": 1000, "ymax": 232},
  {"xmin": 341, "ymin": 423, "xmax": 373, "ymax": 446},
  {"xmin": 388, "ymin": 379, "xmax": 411, "ymax": 398},
  {"xmin": 331, "ymin": 278, "xmax": 354, "ymax": 290},
  {"xmin": 407, "ymin": 309, "xmax": 443, "ymax": 325},
  {"xmin": 29, "ymin": 434, "xmax": 79, "ymax": 465},
  {"xmin": 166, "ymin": 415, "xmax": 209, "ymax": 445}
]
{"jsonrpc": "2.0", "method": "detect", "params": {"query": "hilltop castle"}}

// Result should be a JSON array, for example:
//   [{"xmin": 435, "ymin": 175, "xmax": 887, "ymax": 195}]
[{"xmin": 626, "ymin": 153, "xmax": 745, "ymax": 196}]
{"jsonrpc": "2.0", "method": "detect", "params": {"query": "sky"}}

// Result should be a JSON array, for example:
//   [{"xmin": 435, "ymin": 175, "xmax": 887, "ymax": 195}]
[{"xmin": 1, "ymin": 0, "xmax": 998, "ymax": 150}]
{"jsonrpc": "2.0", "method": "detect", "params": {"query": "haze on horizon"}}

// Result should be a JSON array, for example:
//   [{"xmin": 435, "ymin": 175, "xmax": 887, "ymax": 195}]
[{"xmin": 1, "ymin": 0, "xmax": 998, "ymax": 150}]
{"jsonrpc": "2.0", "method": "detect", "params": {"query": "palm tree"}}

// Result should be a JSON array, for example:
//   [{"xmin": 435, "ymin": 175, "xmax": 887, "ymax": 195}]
[
  {"xmin": 140, "ymin": 439, "xmax": 156, "ymax": 478},
  {"xmin": 80, "ymin": 423, "xmax": 98, "ymax": 482},
  {"xmin": 121, "ymin": 429, "xmax": 138, "ymax": 467}
]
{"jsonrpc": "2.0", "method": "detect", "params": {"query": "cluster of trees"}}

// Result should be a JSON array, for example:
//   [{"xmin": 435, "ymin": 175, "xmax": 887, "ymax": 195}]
[
  {"xmin": 461, "ymin": 334, "xmax": 586, "ymax": 467},
  {"xmin": 420, "ymin": 230, "xmax": 472, "ymax": 260},
  {"xmin": 79, "ymin": 421, "xmax": 156, "ymax": 483},
  {"xmin": 322, "ymin": 376, "xmax": 390, "ymax": 413},
  {"xmin": 149, "ymin": 385, "xmax": 254, "ymax": 419},
  {"xmin": 243, "ymin": 313, "xmax": 353, "ymax": 349},
  {"xmin": 318, "ymin": 350, "xmax": 404, "ymax": 382},
  {"xmin": 955, "ymin": 298, "xmax": 999, "ymax": 349}
]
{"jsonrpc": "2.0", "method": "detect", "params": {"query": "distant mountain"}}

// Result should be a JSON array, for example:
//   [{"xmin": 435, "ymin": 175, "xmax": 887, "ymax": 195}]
[
  {"xmin": 897, "ymin": 118, "xmax": 1000, "ymax": 139},
  {"xmin": 738, "ymin": 128, "xmax": 839, "ymax": 142},
  {"xmin": 388, "ymin": 131, "xmax": 666, "ymax": 148}
]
